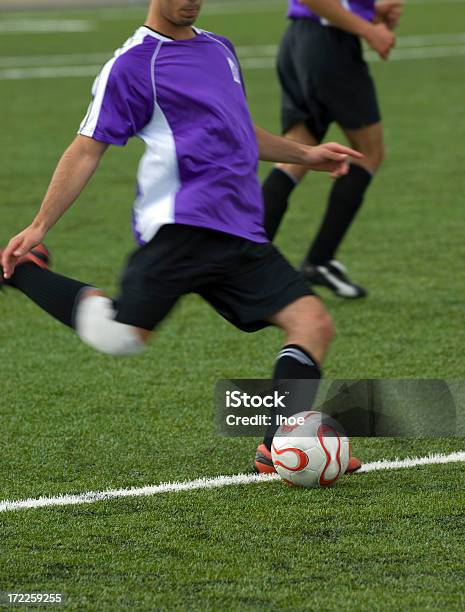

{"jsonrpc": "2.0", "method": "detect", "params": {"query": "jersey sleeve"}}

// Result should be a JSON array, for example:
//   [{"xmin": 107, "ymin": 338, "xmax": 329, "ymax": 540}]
[{"xmin": 78, "ymin": 52, "xmax": 154, "ymax": 146}]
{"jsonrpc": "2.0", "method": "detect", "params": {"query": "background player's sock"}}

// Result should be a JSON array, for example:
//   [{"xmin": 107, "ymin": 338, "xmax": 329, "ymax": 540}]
[
  {"xmin": 4, "ymin": 263, "xmax": 91, "ymax": 328},
  {"xmin": 306, "ymin": 164, "xmax": 372, "ymax": 264},
  {"xmin": 263, "ymin": 344, "xmax": 321, "ymax": 450},
  {"xmin": 263, "ymin": 167, "xmax": 298, "ymax": 240}
]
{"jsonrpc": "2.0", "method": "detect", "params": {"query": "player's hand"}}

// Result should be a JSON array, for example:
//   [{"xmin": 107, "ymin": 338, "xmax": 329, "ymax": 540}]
[
  {"xmin": 1, "ymin": 225, "xmax": 46, "ymax": 280},
  {"xmin": 375, "ymin": 1, "xmax": 403, "ymax": 31},
  {"xmin": 364, "ymin": 22, "xmax": 396, "ymax": 60},
  {"xmin": 300, "ymin": 143, "xmax": 363, "ymax": 177}
]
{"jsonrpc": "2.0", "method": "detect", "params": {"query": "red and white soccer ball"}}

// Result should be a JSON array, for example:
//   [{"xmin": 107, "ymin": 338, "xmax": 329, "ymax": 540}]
[{"xmin": 271, "ymin": 411, "xmax": 350, "ymax": 488}]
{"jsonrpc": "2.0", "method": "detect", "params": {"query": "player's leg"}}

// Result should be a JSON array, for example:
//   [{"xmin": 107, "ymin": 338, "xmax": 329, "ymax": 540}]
[
  {"xmin": 254, "ymin": 295, "xmax": 361, "ymax": 474},
  {"xmin": 263, "ymin": 122, "xmax": 319, "ymax": 240},
  {"xmin": 198, "ymin": 234, "xmax": 359, "ymax": 471},
  {"xmin": 259, "ymin": 295, "xmax": 361, "ymax": 474},
  {"xmin": 300, "ymin": 29, "xmax": 383, "ymax": 298},
  {"xmin": 261, "ymin": 295, "xmax": 333, "ymax": 451},
  {"xmin": 0, "ymin": 246, "xmax": 150, "ymax": 355},
  {"xmin": 262, "ymin": 19, "xmax": 327, "ymax": 241},
  {"xmin": 268, "ymin": 294, "xmax": 333, "ymax": 364},
  {"xmin": 343, "ymin": 121, "xmax": 385, "ymax": 176},
  {"xmin": 303, "ymin": 122, "xmax": 384, "ymax": 296}
]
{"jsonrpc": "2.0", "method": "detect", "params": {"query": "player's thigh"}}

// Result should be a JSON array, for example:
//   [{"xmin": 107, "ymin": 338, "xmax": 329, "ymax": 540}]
[
  {"xmin": 343, "ymin": 121, "xmax": 385, "ymax": 173},
  {"xmin": 277, "ymin": 122, "xmax": 320, "ymax": 182},
  {"xmin": 114, "ymin": 226, "xmax": 199, "ymax": 331},
  {"xmin": 268, "ymin": 294, "xmax": 333, "ymax": 339},
  {"xmin": 200, "ymin": 241, "xmax": 313, "ymax": 333}
]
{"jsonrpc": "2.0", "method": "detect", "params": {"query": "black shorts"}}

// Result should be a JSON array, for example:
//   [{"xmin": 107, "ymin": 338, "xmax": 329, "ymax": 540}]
[
  {"xmin": 114, "ymin": 224, "xmax": 313, "ymax": 332},
  {"xmin": 278, "ymin": 19, "xmax": 381, "ymax": 140}
]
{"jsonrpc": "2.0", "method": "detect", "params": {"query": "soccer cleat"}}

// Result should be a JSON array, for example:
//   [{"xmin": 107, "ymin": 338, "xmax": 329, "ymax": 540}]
[
  {"xmin": 346, "ymin": 456, "xmax": 362, "ymax": 474},
  {"xmin": 27, "ymin": 243, "xmax": 51, "ymax": 269},
  {"xmin": 254, "ymin": 443, "xmax": 276, "ymax": 474},
  {"xmin": 0, "ymin": 243, "xmax": 51, "ymax": 286},
  {"xmin": 301, "ymin": 259, "xmax": 367, "ymax": 299},
  {"xmin": 345, "ymin": 443, "xmax": 362, "ymax": 474}
]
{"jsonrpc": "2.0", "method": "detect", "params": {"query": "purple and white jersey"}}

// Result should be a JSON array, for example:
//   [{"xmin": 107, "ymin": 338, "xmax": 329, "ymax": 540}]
[
  {"xmin": 288, "ymin": 0, "xmax": 375, "ymax": 24},
  {"xmin": 79, "ymin": 27, "xmax": 267, "ymax": 245}
]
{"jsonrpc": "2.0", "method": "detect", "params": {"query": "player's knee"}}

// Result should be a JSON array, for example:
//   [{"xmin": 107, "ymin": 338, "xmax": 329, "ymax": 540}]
[
  {"xmin": 276, "ymin": 162, "xmax": 307, "ymax": 183},
  {"xmin": 290, "ymin": 301, "xmax": 335, "ymax": 347},
  {"xmin": 373, "ymin": 143, "xmax": 385, "ymax": 169},
  {"xmin": 75, "ymin": 295, "xmax": 146, "ymax": 356},
  {"xmin": 361, "ymin": 143, "xmax": 385, "ymax": 173},
  {"xmin": 311, "ymin": 309, "xmax": 335, "ymax": 346}
]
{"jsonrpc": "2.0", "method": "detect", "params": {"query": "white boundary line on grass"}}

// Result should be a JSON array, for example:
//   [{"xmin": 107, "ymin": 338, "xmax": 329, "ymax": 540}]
[
  {"xmin": 240, "ymin": 43, "xmax": 465, "ymax": 69},
  {"xmin": 0, "ymin": 20, "xmax": 94, "ymax": 34},
  {"xmin": 2, "ymin": 31, "xmax": 465, "ymax": 79},
  {"xmin": 0, "ymin": 0, "xmax": 462, "ymax": 25},
  {"xmin": 1, "ymin": 31, "xmax": 465, "ymax": 65},
  {"xmin": 1, "ymin": 451, "xmax": 464, "ymax": 514},
  {"xmin": 1, "ymin": 43, "xmax": 465, "ymax": 80},
  {"xmin": 76, "ymin": 0, "xmax": 465, "ymax": 20}
]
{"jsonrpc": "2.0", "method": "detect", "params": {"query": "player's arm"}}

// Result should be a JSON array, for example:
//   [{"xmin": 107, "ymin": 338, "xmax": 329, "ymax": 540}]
[
  {"xmin": 254, "ymin": 125, "xmax": 362, "ymax": 176},
  {"xmin": 300, "ymin": 0, "xmax": 395, "ymax": 59},
  {"xmin": 2, "ymin": 135, "xmax": 107, "ymax": 279}
]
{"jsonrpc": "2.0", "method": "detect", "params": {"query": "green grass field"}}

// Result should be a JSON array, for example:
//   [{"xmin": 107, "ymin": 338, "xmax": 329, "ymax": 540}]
[{"xmin": 1, "ymin": 1, "xmax": 465, "ymax": 609}]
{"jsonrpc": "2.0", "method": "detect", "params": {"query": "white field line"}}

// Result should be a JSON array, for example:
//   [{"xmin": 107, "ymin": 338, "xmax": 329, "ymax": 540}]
[
  {"xmin": 240, "ymin": 43, "xmax": 465, "ymax": 69},
  {"xmin": 203, "ymin": 0, "xmax": 465, "ymax": 11},
  {"xmin": 1, "ymin": 31, "xmax": 465, "ymax": 66},
  {"xmin": 235, "ymin": 32, "xmax": 465, "ymax": 57},
  {"xmin": 358, "ymin": 451, "xmax": 465, "ymax": 473},
  {"xmin": 397, "ymin": 31, "xmax": 465, "ymax": 46},
  {"xmin": 0, "ymin": 65, "xmax": 103, "ymax": 80},
  {"xmin": 1, "ymin": 29, "xmax": 465, "ymax": 77},
  {"xmin": 237, "ymin": 31, "xmax": 465, "ymax": 51},
  {"xmin": 366, "ymin": 43, "xmax": 465, "ymax": 61},
  {"xmin": 65, "ymin": 0, "xmax": 465, "ymax": 20},
  {"xmin": 2, "ymin": 42, "xmax": 465, "ymax": 80},
  {"xmin": 0, "ymin": 20, "xmax": 94, "ymax": 34},
  {"xmin": 1, "ymin": 0, "xmax": 458, "ymax": 24},
  {"xmin": 0, "ymin": 52, "xmax": 110, "ymax": 68},
  {"xmin": 1, "ymin": 451, "xmax": 464, "ymax": 514}
]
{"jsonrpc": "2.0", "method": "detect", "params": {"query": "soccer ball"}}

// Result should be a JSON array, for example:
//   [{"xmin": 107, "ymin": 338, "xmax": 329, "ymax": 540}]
[{"xmin": 271, "ymin": 411, "xmax": 350, "ymax": 488}]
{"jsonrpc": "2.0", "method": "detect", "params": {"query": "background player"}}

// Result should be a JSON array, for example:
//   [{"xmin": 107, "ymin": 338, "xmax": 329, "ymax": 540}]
[
  {"xmin": 1, "ymin": 0, "xmax": 362, "ymax": 473},
  {"xmin": 263, "ymin": 0, "xmax": 403, "ymax": 298}
]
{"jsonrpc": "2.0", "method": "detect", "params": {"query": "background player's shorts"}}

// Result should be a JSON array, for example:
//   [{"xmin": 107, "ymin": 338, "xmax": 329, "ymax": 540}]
[
  {"xmin": 115, "ymin": 224, "xmax": 313, "ymax": 332},
  {"xmin": 278, "ymin": 19, "xmax": 381, "ymax": 140}
]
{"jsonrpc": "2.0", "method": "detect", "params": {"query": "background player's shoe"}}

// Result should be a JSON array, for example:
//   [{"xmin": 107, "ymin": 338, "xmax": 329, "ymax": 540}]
[
  {"xmin": 0, "ymin": 244, "xmax": 51, "ymax": 287},
  {"xmin": 254, "ymin": 443, "xmax": 276, "ymax": 474},
  {"xmin": 301, "ymin": 259, "xmax": 367, "ymax": 299}
]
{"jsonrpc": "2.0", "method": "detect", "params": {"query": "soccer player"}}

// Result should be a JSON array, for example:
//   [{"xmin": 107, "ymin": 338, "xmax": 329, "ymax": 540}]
[
  {"xmin": 1, "ymin": 0, "xmax": 362, "ymax": 473},
  {"xmin": 263, "ymin": 0, "xmax": 403, "ymax": 298}
]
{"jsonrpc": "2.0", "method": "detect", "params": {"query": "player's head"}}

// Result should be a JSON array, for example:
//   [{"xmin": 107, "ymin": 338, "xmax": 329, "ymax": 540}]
[{"xmin": 152, "ymin": 0, "xmax": 202, "ymax": 26}]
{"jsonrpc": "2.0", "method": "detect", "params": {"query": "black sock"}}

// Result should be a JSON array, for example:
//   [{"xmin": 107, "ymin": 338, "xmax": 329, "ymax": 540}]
[
  {"xmin": 263, "ymin": 344, "xmax": 322, "ymax": 450},
  {"xmin": 307, "ymin": 164, "xmax": 372, "ymax": 265},
  {"xmin": 263, "ymin": 167, "xmax": 298, "ymax": 240},
  {"xmin": 4, "ymin": 263, "xmax": 91, "ymax": 328}
]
